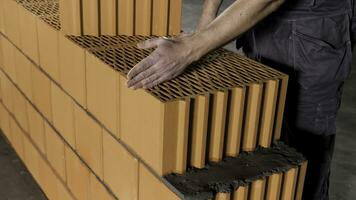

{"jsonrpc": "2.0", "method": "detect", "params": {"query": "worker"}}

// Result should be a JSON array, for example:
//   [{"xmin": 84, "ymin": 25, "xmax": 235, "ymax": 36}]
[{"xmin": 127, "ymin": 0, "xmax": 354, "ymax": 199}]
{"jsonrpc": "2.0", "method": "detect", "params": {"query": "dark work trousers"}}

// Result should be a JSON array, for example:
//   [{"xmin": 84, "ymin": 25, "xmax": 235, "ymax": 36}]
[{"xmin": 240, "ymin": 11, "xmax": 352, "ymax": 200}]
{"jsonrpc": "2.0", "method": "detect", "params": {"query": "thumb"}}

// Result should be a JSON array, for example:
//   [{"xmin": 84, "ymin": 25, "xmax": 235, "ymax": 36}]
[{"xmin": 137, "ymin": 38, "xmax": 162, "ymax": 49}]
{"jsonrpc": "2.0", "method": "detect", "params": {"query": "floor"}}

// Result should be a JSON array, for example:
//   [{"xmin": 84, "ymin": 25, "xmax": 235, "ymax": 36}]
[{"xmin": 0, "ymin": 1, "xmax": 355, "ymax": 199}]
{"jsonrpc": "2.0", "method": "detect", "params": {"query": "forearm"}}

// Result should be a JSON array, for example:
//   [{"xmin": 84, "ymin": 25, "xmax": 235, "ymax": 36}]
[
  {"xmin": 191, "ymin": 0, "xmax": 285, "ymax": 59},
  {"xmin": 197, "ymin": 0, "xmax": 223, "ymax": 30}
]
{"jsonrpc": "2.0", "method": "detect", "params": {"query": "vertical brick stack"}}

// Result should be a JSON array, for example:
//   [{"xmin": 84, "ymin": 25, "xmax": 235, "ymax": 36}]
[
  {"xmin": 0, "ymin": 0, "xmax": 307, "ymax": 200},
  {"xmin": 59, "ymin": 0, "xmax": 182, "ymax": 36}
]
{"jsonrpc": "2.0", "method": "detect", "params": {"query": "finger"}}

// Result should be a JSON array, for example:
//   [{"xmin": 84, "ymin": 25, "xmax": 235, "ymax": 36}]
[
  {"xmin": 131, "ymin": 71, "xmax": 162, "ymax": 90},
  {"xmin": 127, "ymin": 56, "xmax": 156, "ymax": 80},
  {"xmin": 127, "ymin": 64, "xmax": 160, "ymax": 88},
  {"xmin": 137, "ymin": 38, "xmax": 163, "ymax": 49},
  {"xmin": 143, "ymin": 73, "xmax": 172, "ymax": 89}
]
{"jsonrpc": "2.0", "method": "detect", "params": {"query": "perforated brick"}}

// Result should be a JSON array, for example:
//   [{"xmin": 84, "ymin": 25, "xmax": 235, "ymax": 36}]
[
  {"xmin": 51, "ymin": 82, "xmax": 75, "ymax": 148},
  {"xmin": 31, "ymin": 65, "xmax": 52, "ymax": 121},
  {"xmin": 57, "ymin": 177, "xmax": 75, "ymax": 200},
  {"xmin": 27, "ymin": 101, "xmax": 46, "ymax": 154},
  {"xmin": 45, "ymin": 120, "xmax": 66, "ymax": 181},
  {"xmin": 18, "ymin": 4, "xmax": 40, "ymax": 64},
  {"xmin": 103, "ymin": 131, "xmax": 138, "ymax": 200},
  {"xmin": 86, "ymin": 52, "xmax": 118, "ymax": 136},
  {"xmin": 100, "ymin": 0, "xmax": 116, "ymax": 35},
  {"xmin": 82, "ymin": 0, "xmax": 99, "ymax": 35},
  {"xmin": 12, "ymin": 86, "xmax": 29, "ymax": 132},
  {"xmin": 0, "ymin": 0, "xmax": 4, "ymax": 33},
  {"xmin": 139, "ymin": 163, "xmax": 180, "ymax": 200},
  {"xmin": 65, "ymin": 145, "xmax": 90, "ymax": 200},
  {"xmin": 58, "ymin": 34, "xmax": 86, "ymax": 107},
  {"xmin": 118, "ymin": 0, "xmax": 134, "ymax": 35},
  {"xmin": 0, "ymin": 103, "xmax": 11, "ymax": 139},
  {"xmin": 38, "ymin": 153, "xmax": 59, "ymax": 200},
  {"xmin": 14, "ymin": 50, "xmax": 33, "ymax": 101},
  {"xmin": 0, "ymin": 71, "xmax": 14, "ymax": 114},
  {"xmin": 59, "ymin": 0, "xmax": 81, "ymax": 35},
  {"xmin": 0, "ymin": 34, "xmax": 4, "ymax": 67},
  {"xmin": 9, "ymin": 117, "xmax": 25, "ymax": 160},
  {"xmin": 89, "ymin": 173, "xmax": 115, "ymax": 200},
  {"xmin": 74, "ymin": 104, "xmax": 103, "ymax": 179},
  {"xmin": 37, "ymin": 18, "xmax": 60, "ymax": 82},
  {"xmin": 1, "ymin": 36, "xmax": 17, "ymax": 82},
  {"xmin": 3, "ymin": 0, "xmax": 21, "ymax": 47},
  {"xmin": 23, "ymin": 134, "xmax": 41, "ymax": 182}
]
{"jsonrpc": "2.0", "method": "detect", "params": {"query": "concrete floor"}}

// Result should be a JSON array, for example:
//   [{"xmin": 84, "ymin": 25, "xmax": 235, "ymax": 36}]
[{"xmin": 0, "ymin": 1, "xmax": 355, "ymax": 199}]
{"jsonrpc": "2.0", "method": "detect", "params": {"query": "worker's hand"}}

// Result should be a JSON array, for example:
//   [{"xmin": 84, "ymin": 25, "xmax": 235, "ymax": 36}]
[{"xmin": 126, "ymin": 35, "xmax": 201, "ymax": 89}]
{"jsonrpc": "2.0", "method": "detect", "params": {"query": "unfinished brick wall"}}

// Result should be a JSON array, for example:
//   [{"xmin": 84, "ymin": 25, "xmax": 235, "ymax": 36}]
[
  {"xmin": 59, "ymin": 0, "xmax": 182, "ymax": 36},
  {"xmin": 0, "ymin": 0, "xmax": 307, "ymax": 200}
]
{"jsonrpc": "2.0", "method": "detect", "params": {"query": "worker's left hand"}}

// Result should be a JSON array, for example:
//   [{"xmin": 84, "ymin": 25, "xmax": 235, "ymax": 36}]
[{"xmin": 126, "ymin": 35, "xmax": 200, "ymax": 89}]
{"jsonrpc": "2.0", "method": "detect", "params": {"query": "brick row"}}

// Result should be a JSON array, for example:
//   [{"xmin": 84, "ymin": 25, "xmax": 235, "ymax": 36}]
[
  {"xmin": 59, "ymin": 0, "xmax": 182, "ymax": 36},
  {"xmin": 1, "ymin": 0, "xmax": 290, "ymax": 176},
  {"xmin": 214, "ymin": 165, "xmax": 307, "ymax": 200},
  {"xmin": 67, "ymin": 35, "xmax": 289, "ymax": 175},
  {"xmin": 0, "ymin": 53, "xmax": 178, "ymax": 199}
]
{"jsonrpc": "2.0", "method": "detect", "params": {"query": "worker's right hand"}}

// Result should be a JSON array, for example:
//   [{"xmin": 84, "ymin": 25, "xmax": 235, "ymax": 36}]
[{"xmin": 126, "ymin": 34, "xmax": 203, "ymax": 89}]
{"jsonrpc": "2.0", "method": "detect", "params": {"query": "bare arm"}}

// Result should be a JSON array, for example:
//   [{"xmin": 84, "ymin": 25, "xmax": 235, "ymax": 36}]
[
  {"xmin": 196, "ymin": 0, "xmax": 223, "ymax": 31},
  {"xmin": 127, "ymin": 0, "xmax": 285, "ymax": 89}
]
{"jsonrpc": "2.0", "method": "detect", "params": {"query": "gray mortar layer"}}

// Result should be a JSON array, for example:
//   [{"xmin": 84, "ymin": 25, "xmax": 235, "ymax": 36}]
[{"xmin": 164, "ymin": 141, "xmax": 306, "ymax": 200}]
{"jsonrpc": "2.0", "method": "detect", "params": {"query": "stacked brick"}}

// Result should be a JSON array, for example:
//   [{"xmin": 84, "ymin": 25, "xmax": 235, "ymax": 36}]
[
  {"xmin": 59, "ymin": 0, "xmax": 182, "ymax": 36},
  {"xmin": 0, "ymin": 0, "xmax": 307, "ymax": 199}
]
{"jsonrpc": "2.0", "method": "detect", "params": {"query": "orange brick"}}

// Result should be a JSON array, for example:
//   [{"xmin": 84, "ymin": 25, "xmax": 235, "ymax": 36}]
[
  {"xmin": 86, "ymin": 53, "xmax": 118, "ymax": 135},
  {"xmin": 57, "ymin": 178, "xmax": 75, "ymax": 200},
  {"xmin": 0, "ymin": 35, "xmax": 4, "ymax": 68},
  {"xmin": 9, "ymin": 117, "xmax": 25, "ymax": 160},
  {"xmin": 1, "ymin": 36, "xmax": 16, "ymax": 82},
  {"xmin": 23, "ymin": 135, "xmax": 41, "ymax": 182},
  {"xmin": 18, "ymin": 5, "xmax": 39, "ymax": 64},
  {"xmin": 38, "ymin": 156, "xmax": 58, "ymax": 200},
  {"xmin": 103, "ymin": 131, "xmax": 138, "ymax": 200},
  {"xmin": 138, "ymin": 164, "xmax": 180, "ymax": 200},
  {"xmin": 100, "ymin": 0, "xmax": 117, "ymax": 35},
  {"xmin": 74, "ymin": 104, "xmax": 103, "ymax": 178},
  {"xmin": 37, "ymin": 19, "xmax": 60, "ymax": 82},
  {"xmin": 59, "ymin": 0, "xmax": 81, "ymax": 35},
  {"xmin": 89, "ymin": 173, "xmax": 115, "ymax": 200},
  {"xmin": 31, "ymin": 66, "xmax": 52, "ymax": 121},
  {"xmin": 51, "ymin": 83, "xmax": 75, "ymax": 147},
  {"xmin": 27, "ymin": 102, "xmax": 46, "ymax": 154},
  {"xmin": 82, "ymin": 0, "xmax": 99, "ymax": 35},
  {"xmin": 12, "ymin": 87, "xmax": 29, "ymax": 132},
  {"xmin": 3, "ymin": 0, "xmax": 21, "ymax": 47},
  {"xmin": 135, "ymin": 0, "xmax": 152, "ymax": 35},
  {"xmin": 65, "ymin": 146, "xmax": 90, "ymax": 200},
  {"xmin": 58, "ymin": 35, "xmax": 86, "ymax": 107},
  {"xmin": 119, "ymin": 75, "xmax": 189, "ymax": 175},
  {"xmin": 168, "ymin": 0, "xmax": 182, "ymax": 35},
  {"xmin": 152, "ymin": 0, "xmax": 169, "ymax": 36},
  {"xmin": 0, "ymin": 71, "xmax": 14, "ymax": 113},
  {"xmin": 0, "ymin": 103, "xmax": 11, "ymax": 139},
  {"xmin": 14, "ymin": 50, "xmax": 33, "ymax": 101},
  {"xmin": 0, "ymin": 0, "xmax": 4, "ymax": 33},
  {"xmin": 45, "ymin": 121, "xmax": 66, "ymax": 181},
  {"xmin": 118, "ymin": 0, "xmax": 134, "ymax": 35}
]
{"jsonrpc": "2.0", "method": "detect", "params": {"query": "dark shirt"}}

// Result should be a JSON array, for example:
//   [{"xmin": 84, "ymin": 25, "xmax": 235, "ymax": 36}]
[{"xmin": 274, "ymin": 0, "xmax": 352, "ymax": 19}]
